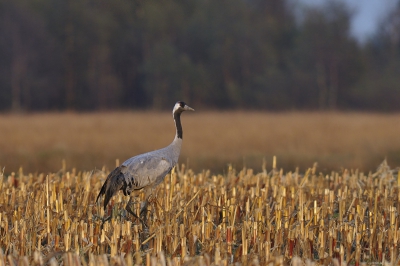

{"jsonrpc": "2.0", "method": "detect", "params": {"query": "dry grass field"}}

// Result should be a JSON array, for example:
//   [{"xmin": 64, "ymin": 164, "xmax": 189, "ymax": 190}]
[
  {"xmin": 0, "ymin": 158, "xmax": 399, "ymax": 265},
  {"xmin": 0, "ymin": 111, "xmax": 400, "ymax": 173}
]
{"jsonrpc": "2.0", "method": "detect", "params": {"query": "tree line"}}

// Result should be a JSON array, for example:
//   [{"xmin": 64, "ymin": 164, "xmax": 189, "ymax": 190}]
[{"xmin": 0, "ymin": 0, "xmax": 399, "ymax": 111}]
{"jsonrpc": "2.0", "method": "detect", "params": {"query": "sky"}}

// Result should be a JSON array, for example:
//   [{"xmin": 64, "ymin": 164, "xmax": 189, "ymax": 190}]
[{"xmin": 297, "ymin": 0, "xmax": 398, "ymax": 43}]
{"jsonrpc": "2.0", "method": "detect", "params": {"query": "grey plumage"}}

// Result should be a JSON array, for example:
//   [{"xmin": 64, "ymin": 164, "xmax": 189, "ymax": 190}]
[{"xmin": 96, "ymin": 101, "xmax": 194, "ymax": 211}]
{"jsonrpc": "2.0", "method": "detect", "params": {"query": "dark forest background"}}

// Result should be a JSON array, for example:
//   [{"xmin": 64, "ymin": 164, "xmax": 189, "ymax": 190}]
[{"xmin": 1, "ymin": 0, "xmax": 400, "ymax": 112}]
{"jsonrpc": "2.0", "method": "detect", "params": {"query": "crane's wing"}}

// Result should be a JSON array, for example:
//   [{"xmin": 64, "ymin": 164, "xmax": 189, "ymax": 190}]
[
  {"xmin": 96, "ymin": 153, "xmax": 174, "ymax": 209},
  {"xmin": 121, "ymin": 154, "xmax": 174, "ymax": 189}
]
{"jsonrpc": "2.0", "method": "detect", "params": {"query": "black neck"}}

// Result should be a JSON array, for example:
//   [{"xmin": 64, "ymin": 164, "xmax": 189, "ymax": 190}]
[{"xmin": 174, "ymin": 112, "xmax": 183, "ymax": 139}]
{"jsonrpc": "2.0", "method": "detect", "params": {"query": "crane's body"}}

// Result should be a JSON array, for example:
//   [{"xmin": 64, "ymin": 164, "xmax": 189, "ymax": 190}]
[
  {"xmin": 97, "ymin": 137, "xmax": 182, "ymax": 209},
  {"xmin": 96, "ymin": 101, "xmax": 194, "ymax": 216},
  {"xmin": 121, "ymin": 137, "xmax": 181, "ymax": 189}
]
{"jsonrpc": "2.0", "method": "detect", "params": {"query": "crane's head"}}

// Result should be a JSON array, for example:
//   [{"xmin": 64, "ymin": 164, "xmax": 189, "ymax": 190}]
[{"xmin": 173, "ymin": 101, "xmax": 195, "ymax": 116}]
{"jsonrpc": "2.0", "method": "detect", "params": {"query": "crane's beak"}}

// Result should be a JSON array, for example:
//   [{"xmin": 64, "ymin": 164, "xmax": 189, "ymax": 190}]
[{"xmin": 184, "ymin": 105, "xmax": 195, "ymax": 111}]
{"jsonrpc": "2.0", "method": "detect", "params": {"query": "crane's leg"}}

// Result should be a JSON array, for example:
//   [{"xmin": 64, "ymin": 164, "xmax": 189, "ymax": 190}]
[
  {"xmin": 140, "ymin": 188, "xmax": 155, "ymax": 224},
  {"xmin": 139, "ymin": 200, "xmax": 148, "ymax": 220},
  {"xmin": 99, "ymin": 215, "xmax": 111, "ymax": 230},
  {"xmin": 125, "ymin": 197, "xmax": 148, "ymax": 228}
]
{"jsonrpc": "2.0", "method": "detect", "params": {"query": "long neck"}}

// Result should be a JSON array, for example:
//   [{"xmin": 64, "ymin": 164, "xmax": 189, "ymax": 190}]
[{"xmin": 173, "ymin": 112, "xmax": 183, "ymax": 139}]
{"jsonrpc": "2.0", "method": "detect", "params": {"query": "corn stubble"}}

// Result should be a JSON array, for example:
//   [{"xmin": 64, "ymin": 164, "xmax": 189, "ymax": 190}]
[{"xmin": 0, "ymin": 158, "xmax": 399, "ymax": 266}]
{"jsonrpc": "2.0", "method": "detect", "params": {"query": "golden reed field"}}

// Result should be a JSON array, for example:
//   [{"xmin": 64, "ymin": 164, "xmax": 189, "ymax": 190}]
[
  {"xmin": 0, "ymin": 111, "xmax": 400, "ymax": 173},
  {"xmin": 1, "ymin": 112, "xmax": 400, "ymax": 265}
]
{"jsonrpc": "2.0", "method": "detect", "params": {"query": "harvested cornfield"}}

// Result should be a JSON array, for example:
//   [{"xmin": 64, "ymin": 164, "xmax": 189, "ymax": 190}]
[{"xmin": 0, "ymin": 158, "xmax": 399, "ymax": 265}]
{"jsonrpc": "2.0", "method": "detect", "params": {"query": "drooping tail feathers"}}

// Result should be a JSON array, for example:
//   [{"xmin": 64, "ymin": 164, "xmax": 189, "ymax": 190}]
[{"xmin": 96, "ymin": 166, "xmax": 126, "ymax": 209}]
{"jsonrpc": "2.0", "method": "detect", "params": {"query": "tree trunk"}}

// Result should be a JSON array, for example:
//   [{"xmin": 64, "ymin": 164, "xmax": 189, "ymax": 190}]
[
  {"xmin": 65, "ymin": 1, "xmax": 76, "ymax": 110},
  {"xmin": 10, "ymin": 13, "xmax": 27, "ymax": 112},
  {"xmin": 316, "ymin": 61, "xmax": 328, "ymax": 110},
  {"xmin": 328, "ymin": 60, "xmax": 338, "ymax": 110}
]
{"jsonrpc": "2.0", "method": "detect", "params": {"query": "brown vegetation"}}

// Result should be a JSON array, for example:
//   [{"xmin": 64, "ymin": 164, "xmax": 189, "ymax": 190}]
[
  {"xmin": 0, "ymin": 112, "xmax": 400, "ymax": 173},
  {"xmin": 0, "ymin": 158, "xmax": 399, "ymax": 265}
]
